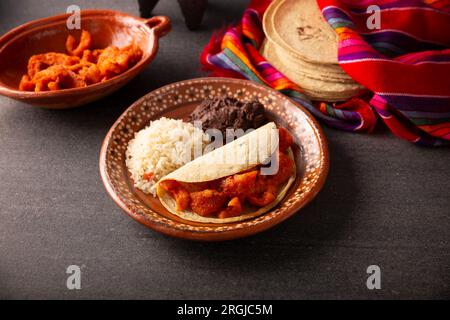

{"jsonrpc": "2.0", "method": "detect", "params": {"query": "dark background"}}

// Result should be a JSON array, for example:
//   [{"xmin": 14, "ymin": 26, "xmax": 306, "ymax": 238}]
[{"xmin": 0, "ymin": 0, "xmax": 449, "ymax": 300}]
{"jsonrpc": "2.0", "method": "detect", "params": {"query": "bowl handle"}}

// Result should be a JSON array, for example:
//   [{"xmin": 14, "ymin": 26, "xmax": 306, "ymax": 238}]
[{"xmin": 145, "ymin": 16, "xmax": 171, "ymax": 38}]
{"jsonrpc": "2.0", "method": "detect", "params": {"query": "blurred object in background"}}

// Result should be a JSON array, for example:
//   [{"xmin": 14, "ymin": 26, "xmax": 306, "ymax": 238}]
[
  {"xmin": 138, "ymin": 0, "xmax": 159, "ymax": 18},
  {"xmin": 178, "ymin": 0, "xmax": 208, "ymax": 30},
  {"xmin": 138, "ymin": 0, "xmax": 208, "ymax": 30}
]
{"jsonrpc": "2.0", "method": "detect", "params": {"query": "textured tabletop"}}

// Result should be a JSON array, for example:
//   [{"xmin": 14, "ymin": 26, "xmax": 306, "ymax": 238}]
[{"xmin": 0, "ymin": 0, "xmax": 449, "ymax": 300}]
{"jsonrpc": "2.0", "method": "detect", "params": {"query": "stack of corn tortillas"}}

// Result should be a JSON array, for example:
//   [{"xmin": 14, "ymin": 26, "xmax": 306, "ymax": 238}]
[{"xmin": 261, "ymin": 0, "xmax": 365, "ymax": 102}]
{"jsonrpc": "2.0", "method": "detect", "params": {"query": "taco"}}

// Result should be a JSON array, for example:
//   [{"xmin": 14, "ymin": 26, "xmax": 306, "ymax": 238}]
[{"xmin": 156, "ymin": 122, "xmax": 297, "ymax": 223}]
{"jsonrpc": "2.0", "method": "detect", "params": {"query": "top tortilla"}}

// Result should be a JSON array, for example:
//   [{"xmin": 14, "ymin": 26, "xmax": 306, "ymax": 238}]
[
  {"xmin": 157, "ymin": 122, "xmax": 279, "ymax": 184},
  {"xmin": 265, "ymin": 0, "xmax": 339, "ymax": 65}
]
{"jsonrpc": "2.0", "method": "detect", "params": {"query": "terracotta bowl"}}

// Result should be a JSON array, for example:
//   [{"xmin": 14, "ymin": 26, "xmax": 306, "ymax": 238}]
[
  {"xmin": 0, "ymin": 10, "xmax": 171, "ymax": 109},
  {"xmin": 100, "ymin": 78, "xmax": 329, "ymax": 241}
]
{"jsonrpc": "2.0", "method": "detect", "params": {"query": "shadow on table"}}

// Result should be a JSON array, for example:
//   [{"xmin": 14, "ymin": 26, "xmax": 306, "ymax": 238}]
[
  {"xmin": 0, "ymin": 270, "xmax": 13, "ymax": 299},
  {"xmin": 27, "ymin": 75, "xmax": 171, "ymax": 132},
  {"xmin": 136, "ymin": 138, "xmax": 358, "ymax": 271}
]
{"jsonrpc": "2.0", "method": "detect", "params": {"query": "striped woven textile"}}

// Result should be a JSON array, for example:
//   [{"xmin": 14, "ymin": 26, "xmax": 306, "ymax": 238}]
[{"xmin": 200, "ymin": 0, "xmax": 450, "ymax": 146}]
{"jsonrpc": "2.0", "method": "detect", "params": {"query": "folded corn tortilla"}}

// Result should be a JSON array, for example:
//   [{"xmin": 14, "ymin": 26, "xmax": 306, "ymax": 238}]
[{"xmin": 156, "ymin": 122, "xmax": 297, "ymax": 224}]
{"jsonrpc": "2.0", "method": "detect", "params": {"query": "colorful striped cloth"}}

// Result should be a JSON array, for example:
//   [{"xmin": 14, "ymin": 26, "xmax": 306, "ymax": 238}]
[{"xmin": 200, "ymin": 0, "xmax": 450, "ymax": 146}]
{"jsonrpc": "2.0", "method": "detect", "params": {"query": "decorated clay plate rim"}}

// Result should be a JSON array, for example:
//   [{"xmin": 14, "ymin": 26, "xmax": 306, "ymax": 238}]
[{"xmin": 99, "ymin": 77, "xmax": 329, "ymax": 240}]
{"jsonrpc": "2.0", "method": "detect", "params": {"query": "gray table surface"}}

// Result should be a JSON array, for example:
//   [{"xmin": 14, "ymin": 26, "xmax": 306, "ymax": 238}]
[{"xmin": 0, "ymin": 0, "xmax": 449, "ymax": 300}]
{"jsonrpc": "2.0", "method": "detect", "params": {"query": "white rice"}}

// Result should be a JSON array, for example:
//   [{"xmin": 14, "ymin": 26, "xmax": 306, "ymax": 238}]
[{"xmin": 126, "ymin": 117, "xmax": 209, "ymax": 196}]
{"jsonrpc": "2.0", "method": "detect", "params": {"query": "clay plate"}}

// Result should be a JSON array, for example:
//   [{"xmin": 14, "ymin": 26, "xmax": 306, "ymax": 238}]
[
  {"xmin": 100, "ymin": 78, "xmax": 329, "ymax": 241},
  {"xmin": 0, "ymin": 10, "xmax": 171, "ymax": 109}
]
